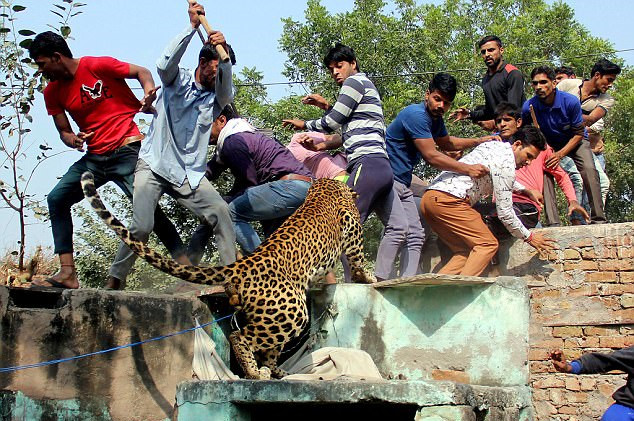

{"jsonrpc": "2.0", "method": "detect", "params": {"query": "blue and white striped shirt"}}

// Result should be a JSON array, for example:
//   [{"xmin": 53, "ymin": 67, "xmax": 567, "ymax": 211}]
[{"xmin": 305, "ymin": 72, "xmax": 386, "ymax": 163}]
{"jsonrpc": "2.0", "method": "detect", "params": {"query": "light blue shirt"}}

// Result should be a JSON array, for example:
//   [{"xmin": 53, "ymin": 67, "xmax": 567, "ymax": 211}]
[{"xmin": 139, "ymin": 26, "xmax": 233, "ymax": 189}]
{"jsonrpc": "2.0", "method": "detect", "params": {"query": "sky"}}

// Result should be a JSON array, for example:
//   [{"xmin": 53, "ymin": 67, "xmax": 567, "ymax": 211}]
[{"xmin": 1, "ymin": 0, "xmax": 633, "ymax": 253}]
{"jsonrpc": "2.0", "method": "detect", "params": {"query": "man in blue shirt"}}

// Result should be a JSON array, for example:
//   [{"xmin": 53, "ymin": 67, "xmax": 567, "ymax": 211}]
[
  {"xmin": 107, "ymin": 2, "xmax": 237, "ymax": 289},
  {"xmin": 384, "ymin": 72, "xmax": 496, "ymax": 278},
  {"xmin": 521, "ymin": 66, "xmax": 605, "ymax": 223}
]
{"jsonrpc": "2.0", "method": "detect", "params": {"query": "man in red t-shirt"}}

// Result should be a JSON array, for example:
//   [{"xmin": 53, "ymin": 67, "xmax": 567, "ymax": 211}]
[{"xmin": 28, "ymin": 31, "xmax": 188, "ymax": 289}]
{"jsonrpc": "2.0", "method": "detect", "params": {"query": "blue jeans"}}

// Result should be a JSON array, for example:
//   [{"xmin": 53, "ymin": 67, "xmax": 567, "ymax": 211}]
[
  {"xmin": 188, "ymin": 179, "xmax": 310, "ymax": 259},
  {"xmin": 47, "ymin": 143, "xmax": 185, "ymax": 257},
  {"xmin": 602, "ymin": 403, "xmax": 634, "ymax": 421}
]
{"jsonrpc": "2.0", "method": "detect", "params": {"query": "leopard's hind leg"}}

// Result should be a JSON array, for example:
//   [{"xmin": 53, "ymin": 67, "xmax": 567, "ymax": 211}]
[{"xmin": 229, "ymin": 330, "xmax": 270, "ymax": 379}]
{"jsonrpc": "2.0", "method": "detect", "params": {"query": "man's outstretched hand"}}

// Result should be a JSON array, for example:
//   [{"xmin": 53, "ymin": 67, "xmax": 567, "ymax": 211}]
[{"xmin": 550, "ymin": 349, "xmax": 573, "ymax": 373}]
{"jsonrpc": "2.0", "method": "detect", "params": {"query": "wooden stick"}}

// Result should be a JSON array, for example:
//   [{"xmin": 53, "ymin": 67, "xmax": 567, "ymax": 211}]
[
  {"xmin": 198, "ymin": 14, "xmax": 230, "ymax": 62},
  {"xmin": 187, "ymin": 0, "xmax": 230, "ymax": 62},
  {"xmin": 529, "ymin": 104, "xmax": 540, "ymax": 129}
]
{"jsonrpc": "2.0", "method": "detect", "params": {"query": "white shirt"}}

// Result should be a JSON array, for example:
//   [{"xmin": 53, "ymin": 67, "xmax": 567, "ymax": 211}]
[{"xmin": 428, "ymin": 141, "xmax": 531, "ymax": 240}]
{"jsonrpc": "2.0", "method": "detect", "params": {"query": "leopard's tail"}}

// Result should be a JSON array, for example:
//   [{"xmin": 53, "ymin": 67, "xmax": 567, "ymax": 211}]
[{"xmin": 80, "ymin": 171, "xmax": 225, "ymax": 285}]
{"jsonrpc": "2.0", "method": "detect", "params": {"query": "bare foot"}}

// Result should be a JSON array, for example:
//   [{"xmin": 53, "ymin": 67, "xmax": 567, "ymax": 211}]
[{"xmin": 32, "ymin": 265, "xmax": 79, "ymax": 289}]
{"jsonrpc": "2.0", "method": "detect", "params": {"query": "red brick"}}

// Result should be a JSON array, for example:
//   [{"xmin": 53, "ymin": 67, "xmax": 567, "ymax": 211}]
[
  {"xmin": 565, "ymin": 337, "xmax": 600, "ymax": 348},
  {"xmin": 579, "ymin": 378, "xmax": 596, "ymax": 391},
  {"xmin": 621, "ymin": 294, "xmax": 634, "ymax": 308},
  {"xmin": 565, "ymin": 377, "xmax": 580, "ymax": 391},
  {"xmin": 558, "ymin": 405, "xmax": 578, "ymax": 415},
  {"xmin": 571, "ymin": 238, "xmax": 594, "ymax": 247},
  {"xmin": 584, "ymin": 326, "xmax": 620, "ymax": 336},
  {"xmin": 564, "ymin": 260, "xmax": 599, "ymax": 271},
  {"xmin": 568, "ymin": 284, "xmax": 599, "ymax": 297},
  {"xmin": 531, "ymin": 361, "xmax": 551, "ymax": 373},
  {"xmin": 533, "ymin": 376, "xmax": 565, "ymax": 389},
  {"xmin": 532, "ymin": 388, "xmax": 550, "ymax": 400},
  {"xmin": 617, "ymin": 247, "xmax": 634, "ymax": 258},
  {"xmin": 532, "ymin": 288, "xmax": 562, "ymax": 300},
  {"xmin": 565, "ymin": 391, "xmax": 589, "ymax": 403},
  {"xmin": 600, "ymin": 336, "xmax": 631, "ymax": 348},
  {"xmin": 532, "ymin": 338, "xmax": 564, "ymax": 349},
  {"xmin": 622, "ymin": 272, "xmax": 634, "ymax": 282},
  {"xmin": 599, "ymin": 284, "xmax": 634, "ymax": 295},
  {"xmin": 582, "ymin": 248, "xmax": 618, "ymax": 259},
  {"xmin": 552, "ymin": 326, "xmax": 583, "ymax": 337},
  {"xmin": 599, "ymin": 259, "xmax": 634, "ymax": 271},
  {"xmin": 585, "ymin": 272, "xmax": 619, "ymax": 283},
  {"xmin": 564, "ymin": 249, "xmax": 581, "ymax": 260},
  {"xmin": 529, "ymin": 348, "xmax": 552, "ymax": 361}
]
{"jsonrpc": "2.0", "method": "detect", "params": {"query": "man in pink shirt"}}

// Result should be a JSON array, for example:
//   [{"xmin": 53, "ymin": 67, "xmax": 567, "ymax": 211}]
[
  {"xmin": 287, "ymin": 132, "xmax": 348, "ymax": 181},
  {"xmin": 479, "ymin": 102, "xmax": 588, "ymax": 236}
]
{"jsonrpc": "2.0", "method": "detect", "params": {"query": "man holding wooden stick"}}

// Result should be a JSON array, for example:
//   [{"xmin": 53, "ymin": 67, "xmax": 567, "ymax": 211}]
[{"xmin": 107, "ymin": 0, "xmax": 237, "ymax": 289}]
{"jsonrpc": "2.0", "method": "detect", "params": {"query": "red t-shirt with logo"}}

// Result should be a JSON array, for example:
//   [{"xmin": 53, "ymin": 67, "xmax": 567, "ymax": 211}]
[{"xmin": 43, "ymin": 56, "xmax": 142, "ymax": 155}]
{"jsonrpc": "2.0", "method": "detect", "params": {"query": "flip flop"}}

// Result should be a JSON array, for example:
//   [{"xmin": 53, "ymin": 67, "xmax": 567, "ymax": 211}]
[{"xmin": 30, "ymin": 279, "xmax": 76, "ymax": 290}]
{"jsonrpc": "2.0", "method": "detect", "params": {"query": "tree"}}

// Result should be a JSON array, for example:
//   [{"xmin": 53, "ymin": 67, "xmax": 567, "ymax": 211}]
[{"xmin": 0, "ymin": 0, "xmax": 85, "ymax": 270}]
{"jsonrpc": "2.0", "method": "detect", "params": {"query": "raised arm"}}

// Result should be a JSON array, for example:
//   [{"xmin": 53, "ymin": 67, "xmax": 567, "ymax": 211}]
[
  {"xmin": 304, "ymin": 76, "xmax": 365, "ymax": 133},
  {"xmin": 414, "ymin": 137, "xmax": 489, "ymax": 178}
]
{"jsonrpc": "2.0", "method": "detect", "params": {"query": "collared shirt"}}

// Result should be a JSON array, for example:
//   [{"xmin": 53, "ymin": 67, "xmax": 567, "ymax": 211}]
[
  {"xmin": 513, "ymin": 146, "xmax": 577, "ymax": 212},
  {"xmin": 556, "ymin": 78, "xmax": 614, "ymax": 133},
  {"xmin": 521, "ymin": 90, "xmax": 585, "ymax": 151},
  {"xmin": 305, "ymin": 72, "xmax": 387, "ymax": 164},
  {"xmin": 385, "ymin": 102, "xmax": 448, "ymax": 187},
  {"xmin": 428, "ymin": 141, "xmax": 531, "ymax": 240},
  {"xmin": 139, "ymin": 26, "xmax": 233, "ymax": 189},
  {"xmin": 471, "ymin": 61, "xmax": 526, "ymax": 122}
]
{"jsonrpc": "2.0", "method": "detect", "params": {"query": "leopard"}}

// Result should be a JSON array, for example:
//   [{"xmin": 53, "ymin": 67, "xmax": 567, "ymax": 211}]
[{"xmin": 80, "ymin": 171, "xmax": 375, "ymax": 379}]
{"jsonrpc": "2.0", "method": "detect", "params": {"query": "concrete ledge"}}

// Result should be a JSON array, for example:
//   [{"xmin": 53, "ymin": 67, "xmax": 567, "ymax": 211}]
[{"xmin": 175, "ymin": 379, "xmax": 531, "ymax": 420}]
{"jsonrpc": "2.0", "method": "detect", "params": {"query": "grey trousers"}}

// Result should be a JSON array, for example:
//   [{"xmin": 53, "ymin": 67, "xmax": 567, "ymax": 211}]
[
  {"xmin": 109, "ymin": 159, "xmax": 236, "ymax": 281},
  {"xmin": 543, "ymin": 139, "xmax": 606, "ymax": 225},
  {"xmin": 375, "ymin": 180, "xmax": 425, "ymax": 279}
]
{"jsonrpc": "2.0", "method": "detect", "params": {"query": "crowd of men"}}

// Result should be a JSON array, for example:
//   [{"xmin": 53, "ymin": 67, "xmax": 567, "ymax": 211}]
[{"xmin": 27, "ymin": 2, "xmax": 622, "ymax": 288}]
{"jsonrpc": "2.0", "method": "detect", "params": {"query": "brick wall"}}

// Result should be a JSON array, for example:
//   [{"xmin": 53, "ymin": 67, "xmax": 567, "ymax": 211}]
[{"xmin": 498, "ymin": 223, "xmax": 634, "ymax": 420}]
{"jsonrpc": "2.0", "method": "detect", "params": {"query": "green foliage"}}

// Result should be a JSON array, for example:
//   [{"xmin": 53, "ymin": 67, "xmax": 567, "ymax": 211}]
[{"xmin": 0, "ymin": 0, "xmax": 85, "ymax": 269}]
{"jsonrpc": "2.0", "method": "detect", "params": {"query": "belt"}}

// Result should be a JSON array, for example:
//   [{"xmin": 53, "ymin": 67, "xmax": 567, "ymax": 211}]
[
  {"xmin": 278, "ymin": 173, "xmax": 313, "ymax": 183},
  {"xmin": 120, "ymin": 134, "xmax": 145, "ymax": 147}
]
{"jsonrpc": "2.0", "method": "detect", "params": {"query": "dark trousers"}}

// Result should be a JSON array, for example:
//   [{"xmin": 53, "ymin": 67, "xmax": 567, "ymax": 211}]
[
  {"xmin": 346, "ymin": 154, "xmax": 394, "ymax": 223},
  {"xmin": 543, "ymin": 139, "xmax": 605, "ymax": 224},
  {"xmin": 47, "ymin": 143, "xmax": 185, "ymax": 257}
]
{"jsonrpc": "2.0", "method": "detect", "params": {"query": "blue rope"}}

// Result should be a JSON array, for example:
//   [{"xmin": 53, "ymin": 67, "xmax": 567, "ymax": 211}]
[{"xmin": 0, "ymin": 314, "xmax": 232, "ymax": 373}]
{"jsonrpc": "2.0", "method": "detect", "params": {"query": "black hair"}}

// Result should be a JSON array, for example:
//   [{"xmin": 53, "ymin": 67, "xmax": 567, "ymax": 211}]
[
  {"xmin": 530, "ymin": 66, "xmax": 556, "ymax": 81},
  {"xmin": 428, "ymin": 72, "xmax": 457, "ymax": 101},
  {"xmin": 215, "ymin": 103, "xmax": 239, "ymax": 121},
  {"xmin": 323, "ymin": 43, "xmax": 359, "ymax": 71},
  {"xmin": 199, "ymin": 43, "xmax": 236, "ymax": 65},
  {"xmin": 590, "ymin": 58, "xmax": 621, "ymax": 77},
  {"xmin": 494, "ymin": 102, "xmax": 521, "ymax": 120},
  {"xmin": 554, "ymin": 66, "xmax": 575, "ymax": 77},
  {"xmin": 515, "ymin": 126, "xmax": 546, "ymax": 151},
  {"xmin": 477, "ymin": 35, "xmax": 502, "ymax": 49},
  {"xmin": 28, "ymin": 31, "xmax": 73, "ymax": 59}
]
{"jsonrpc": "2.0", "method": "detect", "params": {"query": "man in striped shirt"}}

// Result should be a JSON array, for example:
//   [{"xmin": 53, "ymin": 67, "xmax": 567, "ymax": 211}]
[{"xmin": 283, "ymin": 43, "xmax": 399, "ymax": 281}]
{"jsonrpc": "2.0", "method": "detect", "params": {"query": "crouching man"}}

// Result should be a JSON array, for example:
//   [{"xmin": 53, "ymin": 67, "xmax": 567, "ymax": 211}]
[
  {"xmin": 421, "ymin": 127, "xmax": 557, "ymax": 276},
  {"xmin": 188, "ymin": 105, "xmax": 313, "ymax": 261}
]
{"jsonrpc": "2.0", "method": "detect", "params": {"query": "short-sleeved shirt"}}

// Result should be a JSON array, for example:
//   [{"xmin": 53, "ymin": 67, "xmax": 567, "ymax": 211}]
[
  {"xmin": 556, "ymin": 78, "xmax": 614, "ymax": 134},
  {"xmin": 43, "ymin": 56, "xmax": 141, "ymax": 155},
  {"xmin": 385, "ymin": 103, "xmax": 448, "ymax": 186},
  {"xmin": 521, "ymin": 90, "xmax": 586, "ymax": 151}
]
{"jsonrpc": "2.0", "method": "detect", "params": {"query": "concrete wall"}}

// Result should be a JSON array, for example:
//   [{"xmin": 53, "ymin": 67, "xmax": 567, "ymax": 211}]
[
  {"xmin": 0, "ymin": 288, "xmax": 231, "ymax": 421},
  {"xmin": 421, "ymin": 222, "xmax": 634, "ymax": 420},
  {"xmin": 309, "ymin": 276, "xmax": 530, "ymax": 387}
]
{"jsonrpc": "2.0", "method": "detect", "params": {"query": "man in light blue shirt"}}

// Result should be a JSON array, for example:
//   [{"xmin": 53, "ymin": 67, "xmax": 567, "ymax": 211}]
[{"xmin": 108, "ymin": 2, "xmax": 236, "ymax": 288}]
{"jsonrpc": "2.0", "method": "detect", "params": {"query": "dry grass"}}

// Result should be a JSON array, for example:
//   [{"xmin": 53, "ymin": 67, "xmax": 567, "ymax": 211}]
[{"xmin": 0, "ymin": 246, "xmax": 58, "ymax": 287}]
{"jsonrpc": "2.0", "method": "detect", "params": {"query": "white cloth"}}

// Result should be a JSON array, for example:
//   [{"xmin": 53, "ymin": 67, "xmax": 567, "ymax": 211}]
[
  {"xmin": 192, "ymin": 318, "xmax": 238, "ymax": 381},
  {"xmin": 215, "ymin": 118, "xmax": 256, "ymax": 163},
  {"xmin": 281, "ymin": 347, "xmax": 384, "ymax": 381}
]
